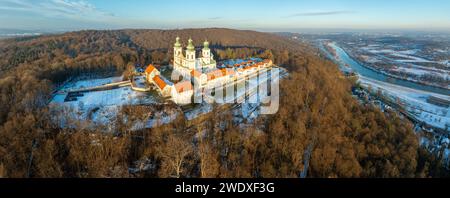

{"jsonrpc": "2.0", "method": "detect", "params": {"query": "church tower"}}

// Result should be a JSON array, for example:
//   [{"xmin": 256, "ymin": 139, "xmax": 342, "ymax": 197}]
[
  {"xmin": 185, "ymin": 38, "xmax": 196, "ymax": 69},
  {"xmin": 202, "ymin": 40, "xmax": 211, "ymax": 65},
  {"xmin": 173, "ymin": 37, "xmax": 182, "ymax": 67}
]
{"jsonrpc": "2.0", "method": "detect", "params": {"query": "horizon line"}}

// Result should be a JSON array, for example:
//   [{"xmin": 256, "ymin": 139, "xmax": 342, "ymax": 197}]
[{"xmin": 2, "ymin": 27, "xmax": 450, "ymax": 35}]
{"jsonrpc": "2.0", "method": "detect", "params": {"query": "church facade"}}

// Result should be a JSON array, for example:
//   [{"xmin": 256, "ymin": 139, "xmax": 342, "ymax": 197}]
[{"xmin": 173, "ymin": 37, "xmax": 216, "ymax": 78}]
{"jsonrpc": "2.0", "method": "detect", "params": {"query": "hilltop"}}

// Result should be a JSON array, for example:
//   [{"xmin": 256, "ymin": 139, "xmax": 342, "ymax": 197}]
[{"xmin": 0, "ymin": 28, "xmax": 447, "ymax": 178}]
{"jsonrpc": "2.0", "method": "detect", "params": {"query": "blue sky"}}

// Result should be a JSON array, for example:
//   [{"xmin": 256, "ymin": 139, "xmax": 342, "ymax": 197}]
[{"xmin": 0, "ymin": 0, "xmax": 449, "ymax": 32}]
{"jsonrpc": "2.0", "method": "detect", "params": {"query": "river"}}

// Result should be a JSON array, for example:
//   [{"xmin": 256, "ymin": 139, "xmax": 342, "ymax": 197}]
[
  {"xmin": 319, "ymin": 40, "xmax": 450, "ymax": 166},
  {"xmin": 321, "ymin": 42, "xmax": 450, "ymax": 96}
]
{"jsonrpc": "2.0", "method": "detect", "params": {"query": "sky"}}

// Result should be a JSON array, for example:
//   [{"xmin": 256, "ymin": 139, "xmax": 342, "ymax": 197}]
[{"xmin": 0, "ymin": 0, "xmax": 449, "ymax": 32}]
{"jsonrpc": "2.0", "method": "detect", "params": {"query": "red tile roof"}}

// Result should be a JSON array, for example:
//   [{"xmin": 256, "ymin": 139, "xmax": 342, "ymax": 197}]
[
  {"xmin": 220, "ymin": 68, "xmax": 235, "ymax": 76},
  {"xmin": 207, "ymin": 69, "xmax": 224, "ymax": 81},
  {"xmin": 174, "ymin": 81, "xmax": 193, "ymax": 93},
  {"xmin": 145, "ymin": 64, "xmax": 156, "ymax": 74},
  {"xmin": 152, "ymin": 75, "xmax": 167, "ymax": 90}
]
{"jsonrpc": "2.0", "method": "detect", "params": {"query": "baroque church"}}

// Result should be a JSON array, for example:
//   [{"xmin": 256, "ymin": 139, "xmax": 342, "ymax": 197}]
[{"xmin": 173, "ymin": 37, "xmax": 217, "ymax": 77}]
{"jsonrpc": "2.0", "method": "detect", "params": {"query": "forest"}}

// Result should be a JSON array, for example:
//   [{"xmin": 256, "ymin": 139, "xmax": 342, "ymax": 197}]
[{"xmin": 0, "ymin": 28, "xmax": 448, "ymax": 178}]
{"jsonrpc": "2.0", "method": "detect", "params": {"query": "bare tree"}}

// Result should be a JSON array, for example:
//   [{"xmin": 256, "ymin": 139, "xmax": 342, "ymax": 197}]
[
  {"xmin": 198, "ymin": 140, "xmax": 219, "ymax": 178},
  {"xmin": 158, "ymin": 134, "xmax": 193, "ymax": 178},
  {"xmin": 0, "ymin": 163, "xmax": 5, "ymax": 178}
]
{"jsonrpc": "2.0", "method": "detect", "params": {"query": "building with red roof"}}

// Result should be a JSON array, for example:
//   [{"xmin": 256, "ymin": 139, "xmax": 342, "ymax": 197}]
[
  {"xmin": 152, "ymin": 75, "xmax": 171, "ymax": 97},
  {"xmin": 171, "ymin": 81, "xmax": 194, "ymax": 104},
  {"xmin": 206, "ymin": 69, "xmax": 224, "ymax": 81},
  {"xmin": 145, "ymin": 64, "xmax": 160, "ymax": 82}
]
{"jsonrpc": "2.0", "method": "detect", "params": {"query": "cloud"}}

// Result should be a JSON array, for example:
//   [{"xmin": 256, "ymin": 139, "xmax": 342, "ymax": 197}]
[
  {"xmin": 0, "ymin": 0, "xmax": 115, "ymax": 21},
  {"xmin": 285, "ymin": 11, "xmax": 356, "ymax": 18}
]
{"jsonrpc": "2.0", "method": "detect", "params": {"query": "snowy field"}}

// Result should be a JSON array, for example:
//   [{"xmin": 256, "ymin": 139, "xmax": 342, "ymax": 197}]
[
  {"xmin": 359, "ymin": 44, "xmax": 450, "ymax": 85},
  {"xmin": 391, "ymin": 66, "xmax": 449, "ymax": 80},
  {"xmin": 57, "ymin": 76, "xmax": 123, "ymax": 91},
  {"xmin": 50, "ymin": 76, "xmax": 160, "ymax": 129},
  {"xmin": 361, "ymin": 45, "xmax": 440, "ymax": 64},
  {"xmin": 359, "ymin": 76, "xmax": 450, "ymax": 131}
]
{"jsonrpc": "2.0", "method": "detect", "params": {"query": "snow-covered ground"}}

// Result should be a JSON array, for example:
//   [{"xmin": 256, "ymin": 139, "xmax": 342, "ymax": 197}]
[
  {"xmin": 391, "ymin": 66, "xmax": 449, "ymax": 80},
  {"xmin": 146, "ymin": 111, "xmax": 179, "ymax": 128},
  {"xmin": 360, "ymin": 55, "xmax": 380, "ymax": 63},
  {"xmin": 358, "ymin": 44, "xmax": 450, "ymax": 85},
  {"xmin": 392, "ymin": 67, "xmax": 429, "ymax": 76},
  {"xmin": 58, "ymin": 76, "xmax": 123, "ymax": 91},
  {"xmin": 419, "ymin": 134, "xmax": 450, "ymax": 167},
  {"xmin": 364, "ymin": 46, "xmax": 437, "ymax": 63},
  {"xmin": 359, "ymin": 76, "xmax": 450, "ymax": 131},
  {"xmin": 184, "ymin": 103, "xmax": 213, "ymax": 121},
  {"xmin": 50, "ymin": 76, "xmax": 160, "ymax": 129},
  {"xmin": 52, "ymin": 85, "xmax": 156, "ymax": 109},
  {"xmin": 393, "ymin": 55, "xmax": 435, "ymax": 63},
  {"xmin": 361, "ymin": 45, "xmax": 445, "ymax": 64},
  {"xmin": 441, "ymin": 60, "xmax": 450, "ymax": 67}
]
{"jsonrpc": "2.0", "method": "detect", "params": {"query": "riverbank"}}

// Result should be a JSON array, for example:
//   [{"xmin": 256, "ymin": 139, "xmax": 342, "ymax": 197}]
[{"xmin": 323, "ymin": 41, "xmax": 450, "ymax": 96}]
